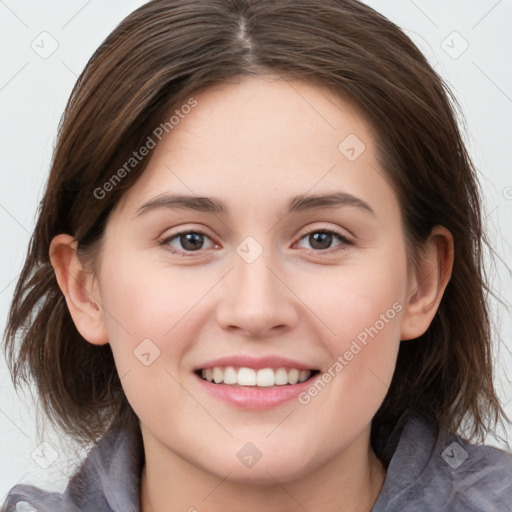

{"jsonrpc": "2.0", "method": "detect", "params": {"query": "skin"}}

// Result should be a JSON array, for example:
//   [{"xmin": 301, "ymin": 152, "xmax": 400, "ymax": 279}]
[{"xmin": 50, "ymin": 76, "xmax": 453, "ymax": 512}]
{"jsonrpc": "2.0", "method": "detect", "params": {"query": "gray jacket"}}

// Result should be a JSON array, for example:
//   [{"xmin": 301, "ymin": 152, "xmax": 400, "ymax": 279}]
[{"xmin": 2, "ymin": 416, "xmax": 512, "ymax": 511}]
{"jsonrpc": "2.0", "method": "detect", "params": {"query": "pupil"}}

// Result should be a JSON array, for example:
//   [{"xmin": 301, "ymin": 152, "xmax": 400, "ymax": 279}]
[
  {"xmin": 181, "ymin": 233, "xmax": 203, "ymax": 251},
  {"xmin": 310, "ymin": 232, "xmax": 332, "ymax": 250}
]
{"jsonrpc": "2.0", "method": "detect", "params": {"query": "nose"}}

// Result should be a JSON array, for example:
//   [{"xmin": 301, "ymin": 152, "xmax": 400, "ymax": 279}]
[{"xmin": 215, "ymin": 250, "xmax": 299, "ymax": 338}]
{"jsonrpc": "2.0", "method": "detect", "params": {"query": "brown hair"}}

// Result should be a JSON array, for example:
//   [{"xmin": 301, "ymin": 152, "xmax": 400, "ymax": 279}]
[{"xmin": 3, "ymin": 0, "xmax": 508, "ymax": 456}]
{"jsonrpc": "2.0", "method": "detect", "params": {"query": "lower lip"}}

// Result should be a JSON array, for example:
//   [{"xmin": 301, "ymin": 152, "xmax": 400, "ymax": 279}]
[{"xmin": 194, "ymin": 373, "xmax": 318, "ymax": 409}]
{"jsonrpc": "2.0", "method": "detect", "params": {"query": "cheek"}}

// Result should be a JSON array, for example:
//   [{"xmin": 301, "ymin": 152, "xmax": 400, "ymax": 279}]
[
  {"xmin": 97, "ymin": 256, "xmax": 188, "ymax": 370},
  {"xmin": 96, "ymin": 261, "xmax": 198, "ymax": 427},
  {"xmin": 97, "ymin": 253, "xmax": 222, "ymax": 384},
  {"xmin": 299, "ymin": 249, "xmax": 406, "ymax": 344},
  {"xmin": 293, "ymin": 267, "xmax": 404, "ymax": 463},
  {"xmin": 99, "ymin": 249, "xmax": 206, "ymax": 335},
  {"xmin": 296, "ymin": 248, "xmax": 407, "ymax": 407}
]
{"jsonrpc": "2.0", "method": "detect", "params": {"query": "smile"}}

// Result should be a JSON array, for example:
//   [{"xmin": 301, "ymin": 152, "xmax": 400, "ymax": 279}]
[{"xmin": 198, "ymin": 366, "xmax": 320, "ymax": 387}]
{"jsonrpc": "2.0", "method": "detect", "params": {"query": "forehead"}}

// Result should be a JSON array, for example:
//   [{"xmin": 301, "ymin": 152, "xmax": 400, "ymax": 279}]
[{"xmin": 114, "ymin": 76, "xmax": 395, "ymax": 218}]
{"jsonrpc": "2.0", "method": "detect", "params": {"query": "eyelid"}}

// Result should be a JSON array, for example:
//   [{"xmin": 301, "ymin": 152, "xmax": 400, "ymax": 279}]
[
  {"xmin": 159, "ymin": 224, "xmax": 354, "ymax": 257},
  {"xmin": 294, "ymin": 226, "xmax": 354, "ymax": 254},
  {"xmin": 159, "ymin": 227, "xmax": 219, "ymax": 257},
  {"xmin": 297, "ymin": 225, "xmax": 352, "ymax": 241}
]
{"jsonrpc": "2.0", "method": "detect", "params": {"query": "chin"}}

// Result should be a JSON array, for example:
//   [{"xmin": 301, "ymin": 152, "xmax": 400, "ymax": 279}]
[
  {"xmin": 198, "ymin": 441, "xmax": 321, "ymax": 485},
  {"xmin": 210, "ymin": 461, "xmax": 313, "ymax": 486}
]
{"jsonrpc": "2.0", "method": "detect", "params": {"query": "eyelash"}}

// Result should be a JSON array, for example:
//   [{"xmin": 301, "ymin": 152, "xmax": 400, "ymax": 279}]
[
  {"xmin": 297, "ymin": 228, "xmax": 354, "ymax": 254},
  {"xmin": 160, "ymin": 227, "xmax": 353, "ymax": 258}
]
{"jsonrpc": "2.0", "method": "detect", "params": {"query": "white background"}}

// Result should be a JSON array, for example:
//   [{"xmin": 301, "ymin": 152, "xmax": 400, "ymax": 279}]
[{"xmin": 0, "ymin": 0, "xmax": 511, "ymax": 498}]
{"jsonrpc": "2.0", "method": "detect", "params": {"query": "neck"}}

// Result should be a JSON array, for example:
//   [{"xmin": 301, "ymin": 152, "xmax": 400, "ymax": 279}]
[{"xmin": 139, "ymin": 428, "xmax": 387, "ymax": 512}]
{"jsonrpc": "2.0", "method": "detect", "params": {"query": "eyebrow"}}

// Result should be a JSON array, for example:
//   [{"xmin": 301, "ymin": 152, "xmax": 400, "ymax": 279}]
[{"xmin": 135, "ymin": 191, "xmax": 375, "ymax": 217}]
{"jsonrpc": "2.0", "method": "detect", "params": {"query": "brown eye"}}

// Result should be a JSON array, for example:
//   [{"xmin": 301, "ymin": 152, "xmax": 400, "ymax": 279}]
[
  {"xmin": 162, "ymin": 230, "xmax": 216, "ymax": 255},
  {"xmin": 179, "ymin": 232, "xmax": 205, "ymax": 251},
  {"xmin": 308, "ymin": 232, "xmax": 333, "ymax": 250},
  {"xmin": 296, "ymin": 229, "xmax": 352, "ymax": 252}
]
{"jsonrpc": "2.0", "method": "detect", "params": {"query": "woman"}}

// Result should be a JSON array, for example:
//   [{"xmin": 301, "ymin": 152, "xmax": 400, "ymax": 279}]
[{"xmin": 2, "ymin": 1, "xmax": 511, "ymax": 511}]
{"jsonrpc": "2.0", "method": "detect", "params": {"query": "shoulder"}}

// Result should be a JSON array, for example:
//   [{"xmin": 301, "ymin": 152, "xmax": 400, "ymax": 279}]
[
  {"xmin": 1, "ymin": 424, "xmax": 143, "ymax": 512},
  {"xmin": 450, "ymin": 435, "xmax": 512, "ymax": 510},
  {"xmin": 372, "ymin": 416, "xmax": 512, "ymax": 511},
  {"xmin": 0, "ymin": 485, "xmax": 67, "ymax": 512}
]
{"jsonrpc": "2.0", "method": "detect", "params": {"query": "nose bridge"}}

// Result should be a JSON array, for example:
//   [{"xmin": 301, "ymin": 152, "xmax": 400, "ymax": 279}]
[
  {"xmin": 235, "ymin": 251, "xmax": 276, "ymax": 304},
  {"xmin": 233, "ymin": 233, "xmax": 279, "ymax": 299},
  {"xmin": 215, "ymin": 241, "xmax": 297, "ymax": 335}
]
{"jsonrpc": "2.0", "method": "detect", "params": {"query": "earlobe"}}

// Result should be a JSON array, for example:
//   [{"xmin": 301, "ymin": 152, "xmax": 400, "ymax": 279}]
[
  {"xmin": 400, "ymin": 226, "xmax": 454, "ymax": 341},
  {"xmin": 49, "ymin": 234, "xmax": 109, "ymax": 346}
]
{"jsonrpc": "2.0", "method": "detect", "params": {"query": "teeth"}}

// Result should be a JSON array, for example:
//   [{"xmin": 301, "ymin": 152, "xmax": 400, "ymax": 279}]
[
  {"xmin": 256, "ymin": 368, "xmax": 274, "ymax": 387},
  {"xmin": 238, "ymin": 367, "xmax": 257, "ymax": 386},
  {"xmin": 288, "ymin": 369, "xmax": 299, "ymax": 385},
  {"xmin": 299, "ymin": 370, "xmax": 310, "ymax": 383},
  {"xmin": 223, "ymin": 366, "xmax": 237, "ymax": 385},
  {"xmin": 213, "ymin": 367, "xmax": 224, "ymax": 384},
  {"xmin": 200, "ymin": 366, "xmax": 313, "ymax": 387},
  {"xmin": 275, "ymin": 368, "xmax": 288, "ymax": 385}
]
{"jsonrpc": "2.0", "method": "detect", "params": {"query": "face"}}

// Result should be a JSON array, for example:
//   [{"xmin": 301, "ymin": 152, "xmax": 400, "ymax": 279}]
[{"xmin": 93, "ymin": 76, "xmax": 411, "ymax": 483}]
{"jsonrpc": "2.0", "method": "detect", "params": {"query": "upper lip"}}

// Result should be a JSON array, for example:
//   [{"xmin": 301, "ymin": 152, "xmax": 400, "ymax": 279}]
[{"xmin": 195, "ymin": 355, "xmax": 317, "ymax": 371}]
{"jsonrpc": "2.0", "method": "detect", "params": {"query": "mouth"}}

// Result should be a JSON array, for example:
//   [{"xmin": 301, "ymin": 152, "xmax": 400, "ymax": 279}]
[
  {"xmin": 193, "ymin": 356, "xmax": 323, "ymax": 408},
  {"xmin": 195, "ymin": 366, "xmax": 321, "ymax": 388}
]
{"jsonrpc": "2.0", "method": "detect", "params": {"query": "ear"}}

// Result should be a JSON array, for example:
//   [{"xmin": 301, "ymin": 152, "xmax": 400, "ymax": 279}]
[
  {"xmin": 49, "ymin": 234, "xmax": 109, "ymax": 346},
  {"xmin": 400, "ymin": 226, "xmax": 454, "ymax": 340}
]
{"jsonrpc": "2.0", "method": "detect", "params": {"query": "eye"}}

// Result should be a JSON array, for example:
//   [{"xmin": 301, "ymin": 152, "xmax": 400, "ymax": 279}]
[
  {"xmin": 160, "ymin": 227, "xmax": 352, "ymax": 256},
  {"xmin": 161, "ymin": 230, "xmax": 217, "ymax": 255},
  {"xmin": 295, "ymin": 228, "xmax": 352, "ymax": 252}
]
